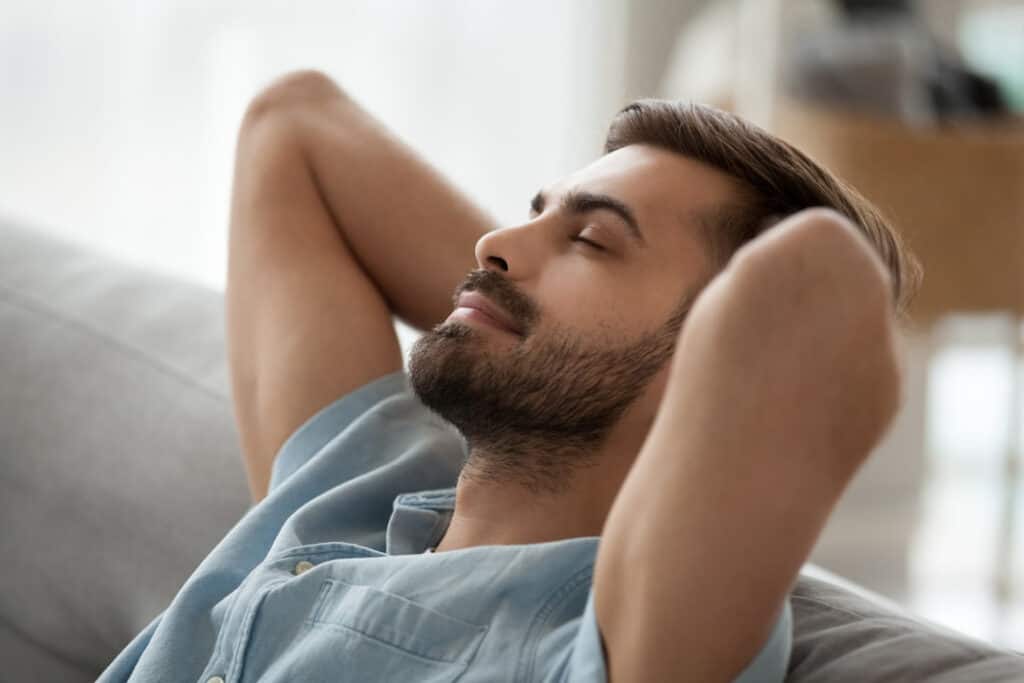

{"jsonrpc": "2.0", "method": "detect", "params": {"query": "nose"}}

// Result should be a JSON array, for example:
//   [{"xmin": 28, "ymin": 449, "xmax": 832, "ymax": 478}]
[
  {"xmin": 473, "ymin": 222, "xmax": 545, "ymax": 279},
  {"xmin": 474, "ymin": 229, "xmax": 508, "ymax": 272}
]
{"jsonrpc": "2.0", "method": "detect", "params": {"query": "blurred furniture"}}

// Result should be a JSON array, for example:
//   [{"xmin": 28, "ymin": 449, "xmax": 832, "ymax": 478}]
[
  {"xmin": 773, "ymin": 98, "xmax": 1024, "ymax": 324},
  {"xmin": 2, "ymin": 219, "xmax": 1024, "ymax": 680},
  {"xmin": 773, "ymin": 95, "xmax": 1024, "ymax": 630}
]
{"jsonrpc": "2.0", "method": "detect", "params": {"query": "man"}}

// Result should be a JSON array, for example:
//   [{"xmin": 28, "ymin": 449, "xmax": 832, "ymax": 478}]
[{"xmin": 100, "ymin": 69, "xmax": 918, "ymax": 681}]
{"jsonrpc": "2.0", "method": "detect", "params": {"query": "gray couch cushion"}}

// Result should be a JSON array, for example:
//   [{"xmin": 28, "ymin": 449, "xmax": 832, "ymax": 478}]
[
  {"xmin": 790, "ymin": 570, "xmax": 1024, "ymax": 681},
  {"xmin": 1, "ymin": 218, "xmax": 1021, "ymax": 680},
  {"xmin": 0, "ymin": 219, "xmax": 251, "ymax": 679}
]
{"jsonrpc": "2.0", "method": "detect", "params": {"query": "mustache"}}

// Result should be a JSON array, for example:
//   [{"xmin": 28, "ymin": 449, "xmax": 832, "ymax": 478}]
[{"xmin": 453, "ymin": 269, "xmax": 537, "ymax": 334}]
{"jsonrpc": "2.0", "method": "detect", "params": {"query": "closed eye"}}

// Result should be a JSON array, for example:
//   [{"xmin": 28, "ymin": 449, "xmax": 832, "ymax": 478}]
[
  {"xmin": 529, "ymin": 204, "xmax": 607, "ymax": 252},
  {"xmin": 572, "ymin": 235, "xmax": 605, "ymax": 251}
]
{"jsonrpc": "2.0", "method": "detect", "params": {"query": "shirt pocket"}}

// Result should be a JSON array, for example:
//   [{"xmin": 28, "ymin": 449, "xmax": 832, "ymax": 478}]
[{"xmin": 294, "ymin": 578, "xmax": 489, "ymax": 682}]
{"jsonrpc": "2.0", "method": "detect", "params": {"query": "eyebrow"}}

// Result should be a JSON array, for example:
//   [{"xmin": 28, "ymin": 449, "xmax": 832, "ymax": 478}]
[{"xmin": 530, "ymin": 188, "xmax": 648, "ymax": 247}]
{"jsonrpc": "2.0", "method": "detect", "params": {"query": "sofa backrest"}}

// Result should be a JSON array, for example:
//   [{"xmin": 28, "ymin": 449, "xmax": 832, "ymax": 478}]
[{"xmin": 1, "ymin": 218, "xmax": 1021, "ymax": 680}]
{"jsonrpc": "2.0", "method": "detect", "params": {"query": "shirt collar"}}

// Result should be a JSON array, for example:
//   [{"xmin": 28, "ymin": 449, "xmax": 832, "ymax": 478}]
[{"xmin": 385, "ymin": 487, "xmax": 456, "ymax": 555}]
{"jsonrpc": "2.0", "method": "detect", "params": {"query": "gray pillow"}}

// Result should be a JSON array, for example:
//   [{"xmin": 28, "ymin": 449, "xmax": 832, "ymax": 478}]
[
  {"xmin": 0, "ymin": 219, "xmax": 251, "ymax": 680},
  {"xmin": 1, "ymin": 218, "xmax": 1021, "ymax": 681},
  {"xmin": 790, "ymin": 570, "xmax": 1024, "ymax": 681}
]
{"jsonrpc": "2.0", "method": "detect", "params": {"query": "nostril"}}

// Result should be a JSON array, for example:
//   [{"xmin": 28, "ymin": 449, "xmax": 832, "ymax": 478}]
[{"xmin": 487, "ymin": 256, "xmax": 509, "ymax": 271}]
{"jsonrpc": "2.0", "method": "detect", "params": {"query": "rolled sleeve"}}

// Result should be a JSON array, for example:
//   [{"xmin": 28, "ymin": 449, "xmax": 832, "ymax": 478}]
[
  {"xmin": 562, "ymin": 588, "xmax": 610, "ymax": 683},
  {"xmin": 561, "ymin": 590, "xmax": 792, "ymax": 683},
  {"xmin": 267, "ymin": 370, "xmax": 410, "ymax": 493},
  {"xmin": 733, "ymin": 599, "xmax": 792, "ymax": 683}
]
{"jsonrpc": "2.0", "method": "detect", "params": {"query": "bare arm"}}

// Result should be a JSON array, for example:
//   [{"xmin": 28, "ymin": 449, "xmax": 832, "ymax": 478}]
[
  {"xmin": 251, "ymin": 70, "xmax": 499, "ymax": 330},
  {"xmin": 227, "ymin": 70, "xmax": 495, "ymax": 501},
  {"xmin": 592, "ymin": 210, "xmax": 901, "ymax": 681}
]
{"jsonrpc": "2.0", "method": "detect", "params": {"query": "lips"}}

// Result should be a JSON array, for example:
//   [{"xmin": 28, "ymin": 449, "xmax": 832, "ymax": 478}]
[{"xmin": 454, "ymin": 291, "xmax": 523, "ymax": 336}]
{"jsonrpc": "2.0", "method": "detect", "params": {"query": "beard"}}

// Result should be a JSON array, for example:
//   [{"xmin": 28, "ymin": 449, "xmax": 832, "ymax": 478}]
[{"xmin": 408, "ymin": 269, "xmax": 693, "ymax": 495}]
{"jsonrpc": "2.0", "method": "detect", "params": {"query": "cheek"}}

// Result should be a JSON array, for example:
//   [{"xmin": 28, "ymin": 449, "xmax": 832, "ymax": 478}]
[
  {"xmin": 535, "ymin": 270, "xmax": 603, "ymax": 322},
  {"xmin": 535, "ymin": 263, "xmax": 674, "ymax": 334},
  {"xmin": 536, "ymin": 293, "xmax": 643, "ymax": 342}
]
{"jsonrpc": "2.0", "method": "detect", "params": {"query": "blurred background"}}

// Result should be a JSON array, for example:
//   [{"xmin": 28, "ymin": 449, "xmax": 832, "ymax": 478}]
[{"xmin": 2, "ymin": 0, "xmax": 1022, "ymax": 649}]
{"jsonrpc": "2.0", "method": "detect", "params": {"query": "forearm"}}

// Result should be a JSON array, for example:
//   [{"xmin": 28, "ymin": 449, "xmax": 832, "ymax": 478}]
[
  {"xmin": 599, "ymin": 359, "xmax": 849, "ymax": 680},
  {"xmin": 250, "ymin": 70, "xmax": 498, "ymax": 331},
  {"xmin": 593, "ymin": 211, "xmax": 901, "ymax": 681}
]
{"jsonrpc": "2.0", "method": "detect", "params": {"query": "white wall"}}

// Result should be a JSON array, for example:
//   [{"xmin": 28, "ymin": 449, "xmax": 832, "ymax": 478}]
[{"xmin": 0, "ymin": 0, "xmax": 633, "ymax": 292}]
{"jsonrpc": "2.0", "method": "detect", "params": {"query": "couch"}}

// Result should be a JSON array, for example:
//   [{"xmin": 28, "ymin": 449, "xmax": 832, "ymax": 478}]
[{"xmin": 2, "ymin": 218, "xmax": 1022, "ymax": 681}]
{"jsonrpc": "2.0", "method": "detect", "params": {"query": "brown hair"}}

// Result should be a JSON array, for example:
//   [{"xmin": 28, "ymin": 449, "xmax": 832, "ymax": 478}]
[{"xmin": 604, "ymin": 99, "xmax": 922, "ymax": 316}]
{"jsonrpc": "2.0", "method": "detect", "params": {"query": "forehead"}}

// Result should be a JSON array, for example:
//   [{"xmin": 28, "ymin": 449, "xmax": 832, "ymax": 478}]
[{"xmin": 546, "ymin": 144, "xmax": 741, "ymax": 244}]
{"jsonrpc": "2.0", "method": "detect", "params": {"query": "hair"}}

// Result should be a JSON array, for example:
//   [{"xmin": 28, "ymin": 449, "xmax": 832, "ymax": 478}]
[{"xmin": 603, "ymin": 99, "xmax": 922, "ymax": 317}]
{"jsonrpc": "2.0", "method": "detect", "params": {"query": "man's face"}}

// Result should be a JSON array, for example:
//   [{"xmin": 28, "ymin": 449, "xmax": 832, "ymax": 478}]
[{"xmin": 409, "ymin": 144, "xmax": 742, "ymax": 491}]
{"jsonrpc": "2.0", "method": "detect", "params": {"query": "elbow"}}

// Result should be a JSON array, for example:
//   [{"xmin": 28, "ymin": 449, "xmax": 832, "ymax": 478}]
[{"xmin": 243, "ymin": 69, "xmax": 348, "ymax": 124}]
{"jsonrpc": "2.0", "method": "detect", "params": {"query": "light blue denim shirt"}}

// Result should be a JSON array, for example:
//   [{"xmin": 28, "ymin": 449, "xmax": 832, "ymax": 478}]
[{"xmin": 99, "ymin": 370, "xmax": 791, "ymax": 682}]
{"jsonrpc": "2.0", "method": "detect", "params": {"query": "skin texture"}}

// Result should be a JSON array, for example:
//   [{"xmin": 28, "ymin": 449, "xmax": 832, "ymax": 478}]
[
  {"xmin": 226, "ymin": 71, "xmax": 493, "ymax": 499},
  {"xmin": 227, "ymin": 70, "xmax": 901, "ymax": 681}
]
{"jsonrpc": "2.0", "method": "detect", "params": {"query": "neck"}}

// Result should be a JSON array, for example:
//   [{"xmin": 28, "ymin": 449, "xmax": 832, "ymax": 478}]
[{"xmin": 431, "ymin": 425, "xmax": 642, "ymax": 553}]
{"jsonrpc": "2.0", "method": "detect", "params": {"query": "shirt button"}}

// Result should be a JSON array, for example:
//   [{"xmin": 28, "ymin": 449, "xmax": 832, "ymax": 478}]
[
  {"xmin": 207, "ymin": 677, "xmax": 225, "ymax": 683},
  {"xmin": 293, "ymin": 560, "xmax": 315, "ymax": 575}
]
